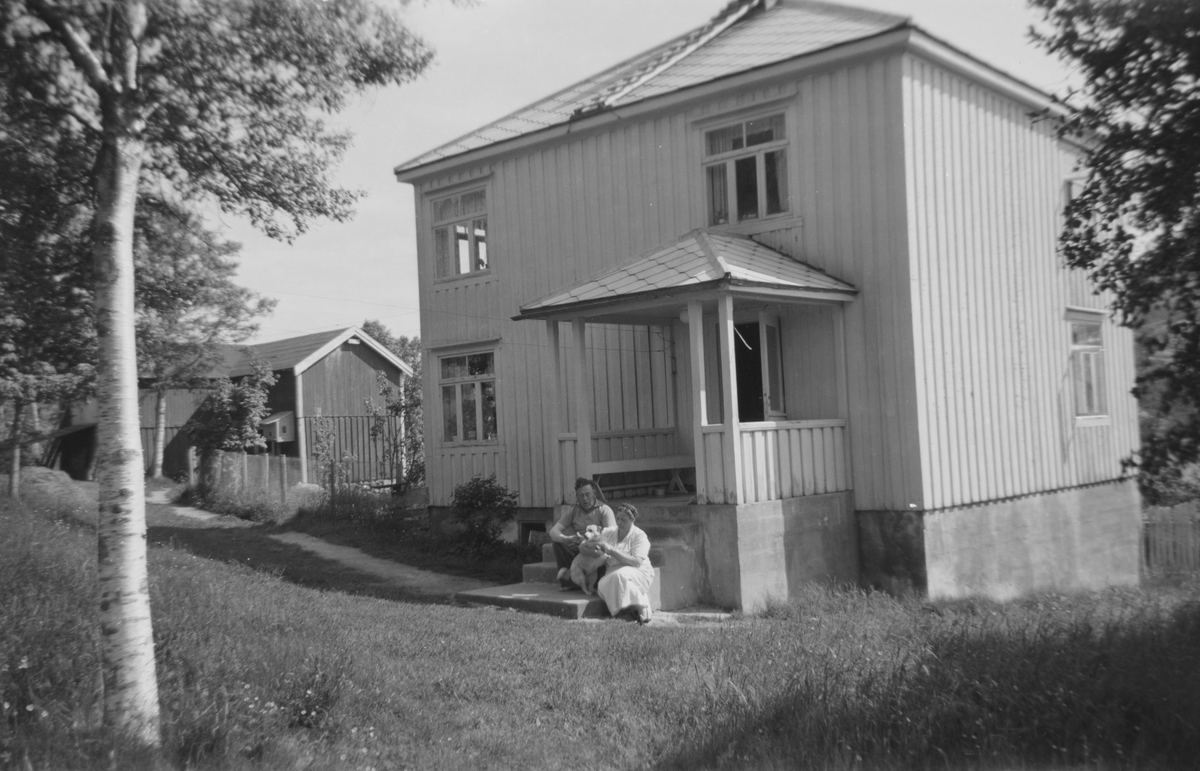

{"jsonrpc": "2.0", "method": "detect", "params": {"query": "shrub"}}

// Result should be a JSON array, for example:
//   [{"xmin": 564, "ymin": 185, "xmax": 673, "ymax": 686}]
[{"xmin": 450, "ymin": 474, "xmax": 519, "ymax": 557}]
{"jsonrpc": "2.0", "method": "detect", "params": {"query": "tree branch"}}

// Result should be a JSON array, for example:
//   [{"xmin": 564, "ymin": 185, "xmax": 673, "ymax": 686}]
[{"xmin": 24, "ymin": 0, "xmax": 111, "ymax": 95}]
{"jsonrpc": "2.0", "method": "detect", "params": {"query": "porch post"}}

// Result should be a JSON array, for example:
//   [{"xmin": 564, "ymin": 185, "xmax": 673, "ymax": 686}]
[
  {"xmin": 717, "ymin": 294, "xmax": 743, "ymax": 504},
  {"xmin": 571, "ymin": 318, "xmax": 592, "ymax": 499},
  {"xmin": 545, "ymin": 321, "xmax": 563, "ymax": 504},
  {"xmin": 835, "ymin": 303, "xmax": 853, "ymax": 489},
  {"xmin": 687, "ymin": 301, "xmax": 709, "ymax": 504},
  {"xmin": 295, "ymin": 371, "xmax": 308, "ymax": 484}
]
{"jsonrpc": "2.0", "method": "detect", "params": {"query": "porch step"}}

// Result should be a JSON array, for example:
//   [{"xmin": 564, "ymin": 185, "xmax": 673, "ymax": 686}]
[
  {"xmin": 523, "ymin": 560, "xmax": 560, "ymax": 584},
  {"xmin": 456, "ymin": 583, "xmax": 609, "ymax": 619}
]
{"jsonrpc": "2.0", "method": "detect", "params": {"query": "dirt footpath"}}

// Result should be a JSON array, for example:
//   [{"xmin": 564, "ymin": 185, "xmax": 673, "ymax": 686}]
[{"xmin": 140, "ymin": 484, "xmax": 495, "ymax": 603}]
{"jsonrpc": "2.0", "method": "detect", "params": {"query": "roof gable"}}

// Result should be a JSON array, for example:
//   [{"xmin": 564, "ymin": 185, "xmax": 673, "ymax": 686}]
[
  {"xmin": 396, "ymin": 0, "xmax": 908, "ymax": 175},
  {"xmin": 222, "ymin": 327, "xmax": 414, "ymax": 379}
]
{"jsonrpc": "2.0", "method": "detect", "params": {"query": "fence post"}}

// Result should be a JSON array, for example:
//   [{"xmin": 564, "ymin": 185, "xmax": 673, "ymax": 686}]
[
  {"xmin": 278, "ymin": 455, "xmax": 288, "ymax": 500},
  {"xmin": 187, "ymin": 446, "xmax": 197, "ymax": 488}
]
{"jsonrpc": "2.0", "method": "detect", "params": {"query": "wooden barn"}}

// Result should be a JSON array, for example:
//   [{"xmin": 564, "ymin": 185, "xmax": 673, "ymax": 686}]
[
  {"xmin": 393, "ymin": 0, "xmax": 1142, "ymax": 608},
  {"xmin": 53, "ymin": 326, "xmax": 413, "ymax": 485}
]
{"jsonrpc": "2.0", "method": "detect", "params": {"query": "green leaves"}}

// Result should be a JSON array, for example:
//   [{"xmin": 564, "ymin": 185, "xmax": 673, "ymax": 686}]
[
  {"xmin": 1032, "ymin": 0, "xmax": 1200, "ymax": 487},
  {"xmin": 4, "ymin": 0, "xmax": 433, "ymax": 241}
]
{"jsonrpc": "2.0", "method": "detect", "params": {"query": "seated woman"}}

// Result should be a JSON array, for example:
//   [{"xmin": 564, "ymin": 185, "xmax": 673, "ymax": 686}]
[
  {"xmin": 547, "ymin": 477, "xmax": 616, "ymax": 589},
  {"xmin": 595, "ymin": 503, "xmax": 655, "ymax": 625}
]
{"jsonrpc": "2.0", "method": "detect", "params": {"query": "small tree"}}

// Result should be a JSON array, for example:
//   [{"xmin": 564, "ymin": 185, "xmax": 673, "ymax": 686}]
[
  {"xmin": 450, "ymin": 474, "xmax": 519, "ymax": 556},
  {"xmin": 361, "ymin": 320, "xmax": 423, "ymax": 490},
  {"xmin": 184, "ymin": 360, "xmax": 276, "ymax": 491}
]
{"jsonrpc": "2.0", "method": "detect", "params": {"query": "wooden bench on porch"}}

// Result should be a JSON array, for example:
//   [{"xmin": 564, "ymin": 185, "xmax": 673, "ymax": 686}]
[
  {"xmin": 588, "ymin": 427, "xmax": 693, "ymax": 496},
  {"xmin": 591, "ymin": 455, "xmax": 692, "ymax": 496}
]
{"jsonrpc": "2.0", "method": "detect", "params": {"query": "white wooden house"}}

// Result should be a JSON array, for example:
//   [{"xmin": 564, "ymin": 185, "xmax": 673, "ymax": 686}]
[{"xmin": 394, "ymin": 0, "xmax": 1141, "ymax": 608}]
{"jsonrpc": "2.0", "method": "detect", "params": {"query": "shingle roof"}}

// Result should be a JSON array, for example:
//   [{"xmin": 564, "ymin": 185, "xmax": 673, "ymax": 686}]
[
  {"xmin": 224, "ymin": 328, "xmax": 350, "ymax": 378},
  {"xmin": 217, "ymin": 327, "xmax": 414, "ymax": 379},
  {"xmin": 517, "ymin": 229, "xmax": 856, "ymax": 317},
  {"xmin": 396, "ymin": 0, "xmax": 908, "ymax": 174}
]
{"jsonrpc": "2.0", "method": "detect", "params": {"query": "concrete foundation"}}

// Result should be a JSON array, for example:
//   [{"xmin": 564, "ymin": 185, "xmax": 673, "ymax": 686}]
[
  {"xmin": 697, "ymin": 491, "xmax": 858, "ymax": 611},
  {"xmin": 857, "ymin": 509, "xmax": 927, "ymax": 597},
  {"xmin": 859, "ymin": 479, "xmax": 1142, "ymax": 602},
  {"xmin": 924, "ymin": 479, "xmax": 1141, "ymax": 600}
]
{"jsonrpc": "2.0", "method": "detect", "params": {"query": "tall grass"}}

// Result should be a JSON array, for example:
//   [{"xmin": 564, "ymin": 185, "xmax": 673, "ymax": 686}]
[
  {"xmin": 3, "ymin": 489, "xmax": 1199, "ymax": 770},
  {"xmin": 663, "ymin": 590, "xmax": 1200, "ymax": 769}
]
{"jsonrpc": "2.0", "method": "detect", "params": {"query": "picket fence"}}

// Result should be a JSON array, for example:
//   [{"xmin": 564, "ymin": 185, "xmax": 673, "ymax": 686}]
[
  {"xmin": 191, "ymin": 449, "xmax": 304, "ymax": 499},
  {"xmin": 1143, "ymin": 501, "xmax": 1200, "ymax": 575}
]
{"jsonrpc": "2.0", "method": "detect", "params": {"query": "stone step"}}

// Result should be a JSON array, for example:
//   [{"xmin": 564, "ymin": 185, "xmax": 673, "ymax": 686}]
[
  {"xmin": 523, "ymin": 560, "xmax": 560, "ymax": 584},
  {"xmin": 456, "ymin": 583, "xmax": 609, "ymax": 619}
]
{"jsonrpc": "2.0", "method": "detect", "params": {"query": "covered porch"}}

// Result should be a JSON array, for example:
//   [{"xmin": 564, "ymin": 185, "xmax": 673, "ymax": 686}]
[{"xmin": 515, "ymin": 229, "xmax": 858, "ymax": 508}]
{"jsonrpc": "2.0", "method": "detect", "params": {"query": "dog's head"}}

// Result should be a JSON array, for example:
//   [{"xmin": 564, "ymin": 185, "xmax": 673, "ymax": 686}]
[{"xmin": 581, "ymin": 524, "xmax": 603, "ymax": 542}]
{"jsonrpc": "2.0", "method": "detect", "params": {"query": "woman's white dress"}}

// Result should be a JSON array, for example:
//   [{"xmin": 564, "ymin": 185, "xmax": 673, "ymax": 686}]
[{"xmin": 597, "ymin": 524, "xmax": 655, "ymax": 620}]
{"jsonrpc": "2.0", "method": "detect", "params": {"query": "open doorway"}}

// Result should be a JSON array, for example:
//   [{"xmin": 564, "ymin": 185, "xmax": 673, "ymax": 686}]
[{"xmin": 734, "ymin": 322, "xmax": 765, "ymax": 422}]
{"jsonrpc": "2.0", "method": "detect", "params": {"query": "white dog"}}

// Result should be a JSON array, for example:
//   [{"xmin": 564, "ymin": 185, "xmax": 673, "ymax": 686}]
[{"xmin": 569, "ymin": 524, "xmax": 616, "ymax": 595}]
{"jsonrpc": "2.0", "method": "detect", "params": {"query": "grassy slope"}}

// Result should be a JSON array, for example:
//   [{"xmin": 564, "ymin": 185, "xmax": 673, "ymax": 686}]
[{"xmin": 3, "ymin": 489, "xmax": 1200, "ymax": 770}]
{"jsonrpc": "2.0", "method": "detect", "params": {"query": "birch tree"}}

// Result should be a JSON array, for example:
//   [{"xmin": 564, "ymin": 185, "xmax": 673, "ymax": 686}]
[{"xmin": 1, "ymin": 0, "xmax": 430, "ymax": 744}]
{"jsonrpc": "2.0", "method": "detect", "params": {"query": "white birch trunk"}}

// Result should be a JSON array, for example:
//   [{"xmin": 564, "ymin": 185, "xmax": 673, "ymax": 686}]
[
  {"xmin": 8, "ymin": 400, "xmax": 21, "ymax": 498},
  {"xmin": 151, "ymin": 388, "xmax": 166, "ymax": 478},
  {"xmin": 94, "ymin": 120, "xmax": 160, "ymax": 744}
]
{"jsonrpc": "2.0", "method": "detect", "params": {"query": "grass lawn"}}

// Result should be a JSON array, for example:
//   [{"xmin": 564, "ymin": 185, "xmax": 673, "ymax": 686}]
[{"xmin": 3, "ymin": 485, "xmax": 1200, "ymax": 770}]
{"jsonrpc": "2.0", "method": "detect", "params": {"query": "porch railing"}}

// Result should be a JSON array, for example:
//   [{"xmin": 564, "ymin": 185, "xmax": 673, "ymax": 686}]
[
  {"xmin": 557, "ymin": 419, "xmax": 849, "ymax": 505},
  {"xmin": 700, "ymin": 419, "xmax": 849, "ymax": 504}
]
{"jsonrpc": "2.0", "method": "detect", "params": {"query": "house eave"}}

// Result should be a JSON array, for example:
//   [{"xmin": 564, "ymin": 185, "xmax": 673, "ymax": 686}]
[
  {"xmin": 513, "ymin": 277, "xmax": 856, "ymax": 322},
  {"xmin": 395, "ymin": 22, "xmax": 1066, "ymax": 185},
  {"xmin": 396, "ymin": 25, "xmax": 916, "ymax": 184}
]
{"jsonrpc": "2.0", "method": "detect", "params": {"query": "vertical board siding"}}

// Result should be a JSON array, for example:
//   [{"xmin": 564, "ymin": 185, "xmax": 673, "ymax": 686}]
[
  {"xmin": 792, "ymin": 55, "xmax": 920, "ymax": 511},
  {"xmin": 902, "ymin": 54, "xmax": 1139, "ymax": 511},
  {"xmin": 301, "ymin": 345, "xmax": 400, "ymax": 418},
  {"xmin": 780, "ymin": 305, "xmax": 839, "ymax": 420},
  {"xmin": 415, "ymin": 58, "xmax": 930, "ymax": 510},
  {"xmin": 301, "ymin": 416, "xmax": 404, "ymax": 485}
]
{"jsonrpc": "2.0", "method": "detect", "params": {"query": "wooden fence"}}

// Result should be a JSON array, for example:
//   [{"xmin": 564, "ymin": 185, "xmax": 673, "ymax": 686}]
[
  {"xmin": 301, "ymin": 415, "xmax": 404, "ymax": 487},
  {"xmin": 193, "ymin": 449, "xmax": 304, "ymax": 500},
  {"xmin": 1143, "ymin": 501, "xmax": 1200, "ymax": 575}
]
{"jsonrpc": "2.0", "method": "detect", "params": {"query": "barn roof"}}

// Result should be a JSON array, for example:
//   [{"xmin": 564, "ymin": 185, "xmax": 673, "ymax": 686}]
[
  {"xmin": 395, "ymin": 0, "xmax": 908, "ymax": 175},
  {"xmin": 222, "ymin": 327, "xmax": 414, "ymax": 379},
  {"xmin": 515, "ymin": 229, "xmax": 856, "ymax": 320}
]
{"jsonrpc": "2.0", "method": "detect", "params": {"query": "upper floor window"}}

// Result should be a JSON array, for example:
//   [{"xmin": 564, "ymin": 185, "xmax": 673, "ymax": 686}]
[
  {"xmin": 440, "ymin": 350, "xmax": 498, "ymax": 443},
  {"xmin": 432, "ymin": 188, "xmax": 488, "ymax": 279},
  {"xmin": 704, "ymin": 113, "xmax": 790, "ymax": 226},
  {"xmin": 1067, "ymin": 311, "xmax": 1106, "ymax": 418}
]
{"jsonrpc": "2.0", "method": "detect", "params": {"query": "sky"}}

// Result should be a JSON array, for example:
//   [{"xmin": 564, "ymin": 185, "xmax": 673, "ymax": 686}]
[{"xmin": 225, "ymin": 0, "xmax": 1076, "ymax": 345}]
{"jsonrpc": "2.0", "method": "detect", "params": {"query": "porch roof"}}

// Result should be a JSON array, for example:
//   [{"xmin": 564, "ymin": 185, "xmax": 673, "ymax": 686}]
[{"xmin": 513, "ymin": 229, "xmax": 856, "ymax": 322}]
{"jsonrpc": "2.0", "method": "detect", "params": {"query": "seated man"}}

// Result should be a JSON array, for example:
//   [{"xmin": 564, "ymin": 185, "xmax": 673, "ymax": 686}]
[{"xmin": 548, "ymin": 477, "xmax": 616, "ymax": 590}]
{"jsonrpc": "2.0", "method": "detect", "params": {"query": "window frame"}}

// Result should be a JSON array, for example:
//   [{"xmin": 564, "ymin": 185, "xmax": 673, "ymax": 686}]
[
  {"xmin": 1065, "ymin": 308, "xmax": 1109, "ymax": 425},
  {"xmin": 759, "ymin": 313, "xmax": 786, "ymax": 419},
  {"xmin": 702, "ymin": 111, "xmax": 793, "ymax": 230},
  {"xmin": 438, "ymin": 349, "xmax": 499, "ymax": 445},
  {"xmin": 429, "ymin": 185, "xmax": 490, "ymax": 282}
]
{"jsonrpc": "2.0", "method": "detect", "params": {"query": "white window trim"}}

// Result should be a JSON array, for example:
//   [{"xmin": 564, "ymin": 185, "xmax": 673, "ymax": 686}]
[
  {"xmin": 438, "ymin": 349, "xmax": 500, "ymax": 446},
  {"xmin": 1065, "ymin": 307, "xmax": 1110, "ymax": 426},
  {"xmin": 701, "ymin": 110, "xmax": 795, "ymax": 230},
  {"xmin": 429, "ymin": 185, "xmax": 491, "ymax": 282}
]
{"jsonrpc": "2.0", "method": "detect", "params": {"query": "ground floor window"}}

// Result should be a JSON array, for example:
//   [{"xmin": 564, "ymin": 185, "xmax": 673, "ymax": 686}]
[
  {"xmin": 439, "ymin": 351, "xmax": 498, "ymax": 443},
  {"xmin": 1066, "ymin": 309, "xmax": 1106, "ymax": 418}
]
